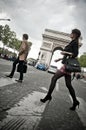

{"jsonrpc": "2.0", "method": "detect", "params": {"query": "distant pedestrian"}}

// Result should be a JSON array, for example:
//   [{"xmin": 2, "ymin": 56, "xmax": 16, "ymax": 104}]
[
  {"xmin": 76, "ymin": 73, "xmax": 81, "ymax": 79},
  {"xmin": 6, "ymin": 34, "xmax": 30, "ymax": 83},
  {"xmin": 40, "ymin": 29, "xmax": 81, "ymax": 111}
]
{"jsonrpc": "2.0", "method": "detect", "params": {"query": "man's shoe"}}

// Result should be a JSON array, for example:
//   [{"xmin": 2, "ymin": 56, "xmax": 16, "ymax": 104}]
[
  {"xmin": 5, "ymin": 75, "xmax": 13, "ymax": 78},
  {"xmin": 15, "ymin": 79, "xmax": 22, "ymax": 83}
]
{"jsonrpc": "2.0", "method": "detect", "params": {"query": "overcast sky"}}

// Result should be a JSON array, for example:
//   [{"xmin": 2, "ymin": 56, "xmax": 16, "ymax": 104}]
[{"xmin": 0, "ymin": 0, "xmax": 86, "ymax": 58}]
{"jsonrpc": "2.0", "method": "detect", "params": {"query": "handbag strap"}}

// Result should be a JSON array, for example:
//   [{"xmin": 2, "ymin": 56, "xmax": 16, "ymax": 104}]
[{"xmin": 71, "ymin": 73, "xmax": 75, "ymax": 81}]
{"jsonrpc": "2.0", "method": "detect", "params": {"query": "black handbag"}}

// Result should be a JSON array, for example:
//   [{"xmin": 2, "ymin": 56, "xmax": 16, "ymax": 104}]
[
  {"xmin": 65, "ymin": 58, "xmax": 81, "ymax": 72},
  {"xmin": 17, "ymin": 62, "xmax": 27, "ymax": 73}
]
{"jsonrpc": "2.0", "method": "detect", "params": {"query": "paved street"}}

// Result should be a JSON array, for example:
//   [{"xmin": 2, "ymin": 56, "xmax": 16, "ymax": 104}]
[{"xmin": 0, "ymin": 59, "xmax": 86, "ymax": 130}]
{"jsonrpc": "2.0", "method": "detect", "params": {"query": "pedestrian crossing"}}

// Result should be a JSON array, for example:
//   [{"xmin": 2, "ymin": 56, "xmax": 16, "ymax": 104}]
[
  {"xmin": 56, "ymin": 83, "xmax": 86, "ymax": 129},
  {"xmin": 0, "ymin": 75, "xmax": 86, "ymax": 129},
  {"xmin": 81, "ymin": 79, "xmax": 86, "ymax": 83},
  {"xmin": 0, "ymin": 77, "xmax": 16, "ymax": 87},
  {"xmin": 39, "ymin": 85, "xmax": 86, "ymax": 129},
  {"xmin": 0, "ymin": 91, "xmax": 48, "ymax": 129}
]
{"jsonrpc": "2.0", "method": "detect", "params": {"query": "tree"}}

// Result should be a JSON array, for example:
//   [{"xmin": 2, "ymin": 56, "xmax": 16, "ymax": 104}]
[
  {"xmin": 0, "ymin": 24, "xmax": 32, "ymax": 55},
  {"xmin": 78, "ymin": 53, "xmax": 86, "ymax": 67},
  {"xmin": 0, "ymin": 25, "xmax": 3, "ymax": 40},
  {"xmin": 12, "ymin": 38, "xmax": 21, "ymax": 51},
  {"xmin": 2, "ymin": 25, "xmax": 11, "ymax": 46},
  {"xmin": 8, "ymin": 31, "xmax": 16, "ymax": 48},
  {"xmin": 0, "ymin": 25, "xmax": 19, "ymax": 54}
]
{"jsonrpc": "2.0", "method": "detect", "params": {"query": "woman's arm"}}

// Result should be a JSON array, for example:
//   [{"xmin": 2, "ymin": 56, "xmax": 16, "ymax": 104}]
[
  {"xmin": 54, "ymin": 58, "xmax": 63, "ymax": 62},
  {"xmin": 61, "ymin": 51, "xmax": 73, "ymax": 56}
]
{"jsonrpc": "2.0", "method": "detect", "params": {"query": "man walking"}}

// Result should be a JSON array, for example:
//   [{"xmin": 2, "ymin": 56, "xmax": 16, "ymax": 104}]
[{"xmin": 6, "ymin": 34, "xmax": 30, "ymax": 83}]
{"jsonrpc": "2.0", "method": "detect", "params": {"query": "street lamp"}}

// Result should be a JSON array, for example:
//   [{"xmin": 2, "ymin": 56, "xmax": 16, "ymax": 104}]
[{"xmin": 0, "ymin": 18, "xmax": 11, "ymax": 21}]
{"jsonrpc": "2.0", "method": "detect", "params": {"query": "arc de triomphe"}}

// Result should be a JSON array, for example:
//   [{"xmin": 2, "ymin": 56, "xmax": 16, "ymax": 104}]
[{"xmin": 38, "ymin": 29, "xmax": 82, "ymax": 66}]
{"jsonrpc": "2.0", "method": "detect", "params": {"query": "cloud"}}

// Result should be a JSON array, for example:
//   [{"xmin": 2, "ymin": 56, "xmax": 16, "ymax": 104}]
[
  {"xmin": 66, "ymin": 0, "xmax": 86, "ymax": 54},
  {"xmin": 0, "ymin": 0, "xmax": 86, "ymax": 58}
]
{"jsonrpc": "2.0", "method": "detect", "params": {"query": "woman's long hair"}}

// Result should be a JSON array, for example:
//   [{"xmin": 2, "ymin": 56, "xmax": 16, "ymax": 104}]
[{"xmin": 72, "ymin": 29, "xmax": 81, "ymax": 47}]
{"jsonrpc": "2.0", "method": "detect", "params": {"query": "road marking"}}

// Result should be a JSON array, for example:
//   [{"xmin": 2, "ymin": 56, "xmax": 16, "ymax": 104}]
[
  {"xmin": 41, "ymin": 87, "xmax": 48, "ymax": 92},
  {"xmin": 0, "ymin": 77, "xmax": 16, "ymax": 87},
  {"xmin": 69, "ymin": 95, "xmax": 86, "ymax": 127},
  {"xmin": 56, "ymin": 82, "xmax": 59, "ymax": 92},
  {"xmin": 0, "ymin": 91, "xmax": 48, "ymax": 129},
  {"xmin": 3, "ymin": 72, "xmax": 18, "ymax": 75},
  {"xmin": 28, "ymin": 70, "xmax": 36, "ymax": 73},
  {"xmin": 40, "ymin": 82, "xmax": 59, "ymax": 92},
  {"xmin": 81, "ymin": 79, "xmax": 86, "ymax": 83}
]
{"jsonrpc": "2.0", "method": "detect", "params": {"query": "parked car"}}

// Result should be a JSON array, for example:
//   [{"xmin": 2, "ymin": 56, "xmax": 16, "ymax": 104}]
[
  {"xmin": 36, "ymin": 63, "xmax": 48, "ymax": 71},
  {"xmin": 81, "ymin": 67, "xmax": 86, "ymax": 73},
  {"xmin": 28, "ymin": 60, "xmax": 35, "ymax": 66},
  {"xmin": 28, "ymin": 60, "xmax": 37, "ymax": 66},
  {"xmin": 48, "ymin": 65, "xmax": 57, "ymax": 74}
]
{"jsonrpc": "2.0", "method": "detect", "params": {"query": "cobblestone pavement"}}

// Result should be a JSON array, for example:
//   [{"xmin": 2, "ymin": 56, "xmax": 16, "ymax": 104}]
[{"xmin": 0, "ymin": 59, "xmax": 86, "ymax": 130}]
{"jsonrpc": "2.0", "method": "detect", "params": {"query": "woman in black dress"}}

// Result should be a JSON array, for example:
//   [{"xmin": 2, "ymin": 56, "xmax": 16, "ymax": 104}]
[{"xmin": 40, "ymin": 29, "xmax": 81, "ymax": 111}]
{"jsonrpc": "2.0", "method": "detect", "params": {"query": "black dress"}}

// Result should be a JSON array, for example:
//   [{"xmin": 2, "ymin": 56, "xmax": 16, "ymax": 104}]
[{"xmin": 60, "ymin": 39, "xmax": 79, "ymax": 74}]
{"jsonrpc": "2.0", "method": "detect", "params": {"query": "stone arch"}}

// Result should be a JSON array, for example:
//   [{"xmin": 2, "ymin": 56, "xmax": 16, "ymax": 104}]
[
  {"xmin": 38, "ymin": 29, "xmax": 71, "ymax": 66},
  {"xmin": 49, "ymin": 46, "xmax": 63, "ymax": 65},
  {"xmin": 53, "ymin": 46, "xmax": 63, "ymax": 53}
]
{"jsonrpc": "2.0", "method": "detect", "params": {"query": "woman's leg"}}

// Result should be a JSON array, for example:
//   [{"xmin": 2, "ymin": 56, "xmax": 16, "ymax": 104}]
[
  {"xmin": 64, "ymin": 74, "xmax": 79, "ymax": 110},
  {"xmin": 64, "ymin": 74, "xmax": 77, "ymax": 102},
  {"xmin": 47, "ymin": 70, "xmax": 64, "ymax": 96},
  {"xmin": 40, "ymin": 70, "xmax": 64, "ymax": 102}
]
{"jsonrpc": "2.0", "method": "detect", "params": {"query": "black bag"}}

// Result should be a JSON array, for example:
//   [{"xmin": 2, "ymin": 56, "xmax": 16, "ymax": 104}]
[
  {"xmin": 17, "ymin": 62, "xmax": 27, "ymax": 73},
  {"xmin": 65, "ymin": 58, "xmax": 81, "ymax": 72}
]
